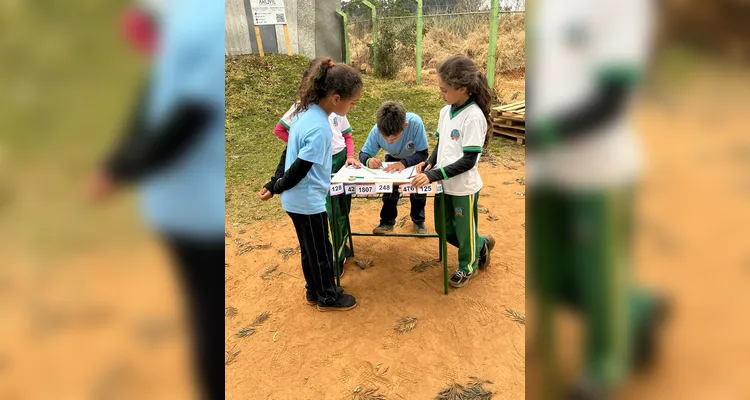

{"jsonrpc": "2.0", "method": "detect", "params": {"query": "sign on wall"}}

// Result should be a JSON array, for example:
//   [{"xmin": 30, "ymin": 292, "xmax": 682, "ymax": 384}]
[{"xmin": 249, "ymin": 0, "xmax": 287, "ymax": 26}]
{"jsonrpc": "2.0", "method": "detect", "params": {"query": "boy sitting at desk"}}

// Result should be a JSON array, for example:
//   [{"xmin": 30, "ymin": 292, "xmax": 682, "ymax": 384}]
[{"xmin": 359, "ymin": 102, "xmax": 430, "ymax": 235}]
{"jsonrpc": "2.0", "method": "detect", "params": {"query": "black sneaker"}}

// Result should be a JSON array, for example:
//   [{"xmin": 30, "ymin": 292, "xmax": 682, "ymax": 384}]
[
  {"xmin": 317, "ymin": 293, "xmax": 358, "ymax": 312},
  {"xmin": 414, "ymin": 222, "xmax": 428, "ymax": 235},
  {"xmin": 449, "ymin": 269, "xmax": 476, "ymax": 288},
  {"xmin": 478, "ymin": 235, "xmax": 496, "ymax": 270},
  {"xmin": 633, "ymin": 295, "xmax": 671, "ymax": 371},
  {"xmin": 305, "ymin": 287, "xmax": 345, "ymax": 305},
  {"xmin": 373, "ymin": 223, "xmax": 394, "ymax": 234},
  {"xmin": 566, "ymin": 377, "xmax": 609, "ymax": 400},
  {"xmin": 344, "ymin": 244, "xmax": 354, "ymax": 260}
]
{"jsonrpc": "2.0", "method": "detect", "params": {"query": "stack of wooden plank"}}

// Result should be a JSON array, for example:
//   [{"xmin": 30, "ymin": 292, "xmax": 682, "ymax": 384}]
[{"xmin": 491, "ymin": 101, "xmax": 525, "ymax": 144}]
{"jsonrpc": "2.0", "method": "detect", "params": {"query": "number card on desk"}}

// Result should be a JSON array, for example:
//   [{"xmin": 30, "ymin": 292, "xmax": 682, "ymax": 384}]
[
  {"xmin": 330, "ymin": 183, "xmax": 345, "ymax": 195},
  {"xmin": 376, "ymin": 183, "xmax": 393, "ymax": 193},
  {"xmin": 356, "ymin": 184, "xmax": 376, "ymax": 195},
  {"xmin": 345, "ymin": 184, "xmax": 356, "ymax": 195},
  {"xmin": 418, "ymin": 183, "xmax": 434, "ymax": 194},
  {"xmin": 400, "ymin": 184, "xmax": 417, "ymax": 195}
]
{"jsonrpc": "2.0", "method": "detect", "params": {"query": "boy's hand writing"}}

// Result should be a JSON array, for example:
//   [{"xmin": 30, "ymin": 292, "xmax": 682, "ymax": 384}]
[{"xmin": 367, "ymin": 158, "xmax": 383, "ymax": 169}]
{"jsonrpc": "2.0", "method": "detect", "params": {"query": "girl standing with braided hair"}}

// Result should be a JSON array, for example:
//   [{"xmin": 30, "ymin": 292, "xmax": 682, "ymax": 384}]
[{"xmin": 411, "ymin": 55, "xmax": 496, "ymax": 288}]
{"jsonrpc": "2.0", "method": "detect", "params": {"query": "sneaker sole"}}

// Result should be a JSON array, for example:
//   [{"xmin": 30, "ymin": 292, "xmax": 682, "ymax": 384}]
[
  {"xmin": 449, "ymin": 271, "xmax": 477, "ymax": 288},
  {"xmin": 317, "ymin": 303, "xmax": 358, "ymax": 312},
  {"xmin": 372, "ymin": 230, "xmax": 393, "ymax": 235},
  {"xmin": 479, "ymin": 236, "xmax": 496, "ymax": 270}
]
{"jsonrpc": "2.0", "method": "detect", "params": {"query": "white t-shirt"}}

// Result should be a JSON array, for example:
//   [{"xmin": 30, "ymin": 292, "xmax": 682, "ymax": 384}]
[
  {"xmin": 434, "ymin": 102, "xmax": 486, "ymax": 196},
  {"xmin": 527, "ymin": 0, "xmax": 654, "ymax": 189},
  {"xmin": 280, "ymin": 103, "xmax": 352, "ymax": 155}
]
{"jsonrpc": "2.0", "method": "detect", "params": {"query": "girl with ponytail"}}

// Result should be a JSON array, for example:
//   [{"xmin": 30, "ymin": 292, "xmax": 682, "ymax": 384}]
[
  {"xmin": 260, "ymin": 57, "xmax": 363, "ymax": 311},
  {"xmin": 411, "ymin": 55, "xmax": 496, "ymax": 288},
  {"xmin": 268, "ymin": 58, "xmax": 361, "ymax": 276}
]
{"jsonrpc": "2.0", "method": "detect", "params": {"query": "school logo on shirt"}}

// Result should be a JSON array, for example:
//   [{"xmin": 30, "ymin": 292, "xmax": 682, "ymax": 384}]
[
  {"xmin": 405, "ymin": 141, "xmax": 415, "ymax": 151},
  {"xmin": 455, "ymin": 207, "xmax": 463, "ymax": 217},
  {"xmin": 333, "ymin": 116, "xmax": 339, "ymax": 126},
  {"xmin": 565, "ymin": 21, "xmax": 589, "ymax": 48},
  {"xmin": 450, "ymin": 129, "xmax": 460, "ymax": 141}
]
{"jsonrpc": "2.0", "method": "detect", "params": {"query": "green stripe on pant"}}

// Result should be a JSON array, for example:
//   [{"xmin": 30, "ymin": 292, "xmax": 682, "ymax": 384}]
[
  {"xmin": 325, "ymin": 149, "xmax": 352, "ymax": 260},
  {"xmin": 434, "ymin": 190, "xmax": 486, "ymax": 274}
]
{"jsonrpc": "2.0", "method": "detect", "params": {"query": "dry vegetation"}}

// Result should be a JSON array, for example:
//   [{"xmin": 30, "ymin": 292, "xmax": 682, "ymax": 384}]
[{"xmin": 349, "ymin": 13, "xmax": 525, "ymax": 103}]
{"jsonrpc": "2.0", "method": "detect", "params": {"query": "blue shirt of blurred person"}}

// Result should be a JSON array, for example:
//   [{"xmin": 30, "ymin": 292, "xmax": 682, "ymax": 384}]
[{"xmin": 141, "ymin": 0, "xmax": 225, "ymax": 239}]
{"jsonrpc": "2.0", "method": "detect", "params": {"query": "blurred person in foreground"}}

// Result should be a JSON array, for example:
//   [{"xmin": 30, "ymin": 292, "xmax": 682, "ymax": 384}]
[
  {"xmin": 527, "ymin": 0, "xmax": 668, "ymax": 398},
  {"xmin": 87, "ymin": 1, "xmax": 225, "ymax": 398}
]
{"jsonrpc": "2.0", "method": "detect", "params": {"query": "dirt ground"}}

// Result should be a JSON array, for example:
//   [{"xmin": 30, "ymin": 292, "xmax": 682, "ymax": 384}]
[
  {"xmin": 0, "ymin": 244, "xmax": 197, "ymax": 399},
  {"xmin": 526, "ymin": 80, "xmax": 750, "ymax": 399},
  {"xmin": 618, "ymin": 91, "xmax": 750, "ymax": 398},
  {"xmin": 225, "ymin": 157, "xmax": 527, "ymax": 400}
]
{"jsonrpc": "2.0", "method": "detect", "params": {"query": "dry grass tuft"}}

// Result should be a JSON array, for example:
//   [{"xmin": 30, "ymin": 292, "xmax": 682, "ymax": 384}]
[{"xmin": 394, "ymin": 317, "xmax": 418, "ymax": 334}]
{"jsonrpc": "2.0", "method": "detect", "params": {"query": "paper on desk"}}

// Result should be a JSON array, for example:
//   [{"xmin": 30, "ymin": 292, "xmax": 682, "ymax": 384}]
[
  {"xmin": 367, "ymin": 162, "xmax": 416, "ymax": 179},
  {"xmin": 331, "ymin": 163, "xmax": 416, "ymax": 183}
]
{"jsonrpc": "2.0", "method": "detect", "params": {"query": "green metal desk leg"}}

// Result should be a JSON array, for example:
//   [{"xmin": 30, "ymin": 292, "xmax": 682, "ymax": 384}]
[
  {"xmin": 343, "ymin": 193, "xmax": 355, "ymax": 257},
  {"xmin": 440, "ymin": 193, "xmax": 449, "ymax": 294},
  {"xmin": 438, "ymin": 194, "xmax": 443, "ymax": 261},
  {"xmin": 330, "ymin": 194, "xmax": 341, "ymax": 287}
]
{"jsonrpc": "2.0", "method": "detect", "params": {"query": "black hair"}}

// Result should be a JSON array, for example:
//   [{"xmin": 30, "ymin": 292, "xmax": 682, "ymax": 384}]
[
  {"xmin": 294, "ymin": 57, "xmax": 363, "ymax": 115},
  {"xmin": 438, "ymin": 55, "xmax": 493, "ymax": 148},
  {"xmin": 376, "ymin": 101, "xmax": 407, "ymax": 137}
]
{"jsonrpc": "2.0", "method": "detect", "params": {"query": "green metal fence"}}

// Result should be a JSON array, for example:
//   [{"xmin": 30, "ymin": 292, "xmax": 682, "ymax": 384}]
[{"xmin": 336, "ymin": 0, "xmax": 524, "ymax": 89}]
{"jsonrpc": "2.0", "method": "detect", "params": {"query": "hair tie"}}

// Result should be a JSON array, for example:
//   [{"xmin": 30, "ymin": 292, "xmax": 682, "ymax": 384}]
[{"xmin": 328, "ymin": 60, "xmax": 334, "ymax": 67}]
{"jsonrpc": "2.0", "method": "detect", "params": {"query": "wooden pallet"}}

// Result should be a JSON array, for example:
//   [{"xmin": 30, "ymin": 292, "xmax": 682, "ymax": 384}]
[
  {"xmin": 491, "ymin": 101, "xmax": 526, "ymax": 118},
  {"xmin": 493, "ymin": 119, "xmax": 525, "ymax": 131},
  {"xmin": 492, "ymin": 127, "xmax": 525, "ymax": 144},
  {"xmin": 491, "ymin": 100, "xmax": 525, "ymax": 144}
]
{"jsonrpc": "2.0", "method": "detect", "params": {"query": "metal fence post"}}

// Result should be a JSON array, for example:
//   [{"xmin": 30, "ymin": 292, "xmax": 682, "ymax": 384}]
[
  {"xmin": 362, "ymin": 0, "xmax": 378, "ymax": 75},
  {"xmin": 487, "ymin": 0, "xmax": 499, "ymax": 89},
  {"xmin": 416, "ymin": 0, "xmax": 423, "ymax": 84},
  {"xmin": 336, "ymin": 10, "xmax": 350, "ymax": 64}
]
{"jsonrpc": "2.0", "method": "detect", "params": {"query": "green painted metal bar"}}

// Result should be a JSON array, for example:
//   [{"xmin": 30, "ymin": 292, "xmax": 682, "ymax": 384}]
[
  {"xmin": 440, "ymin": 193, "xmax": 449, "ymax": 294},
  {"xmin": 336, "ymin": 10, "xmax": 350, "ymax": 65},
  {"xmin": 342, "ymin": 195, "xmax": 355, "ymax": 257},
  {"xmin": 330, "ymin": 194, "xmax": 341, "ymax": 287},
  {"xmin": 350, "ymin": 232, "xmax": 439, "ymax": 238},
  {"xmin": 416, "ymin": 0, "xmax": 423, "ymax": 85},
  {"xmin": 487, "ymin": 0, "xmax": 499, "ymax": 90},
  {"xmin": 331, "ymin": 190, "xmax": 449, "ymax": 294},
  {"xmin": 361, "ymin": 0, "xmax": 377, "ymax": 75},
  {"xmin": 437, "ymin": 195, "xmax": 443, "ymax": 261},
  {"xmin": 438, "ymin": 233, "xmax": 443, "ymax": 261}
]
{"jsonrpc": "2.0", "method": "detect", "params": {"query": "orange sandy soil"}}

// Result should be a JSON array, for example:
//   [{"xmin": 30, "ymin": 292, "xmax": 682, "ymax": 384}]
[{"xmin": 225, "ymin": 156, "xmax": 526, "ymax": 399}]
